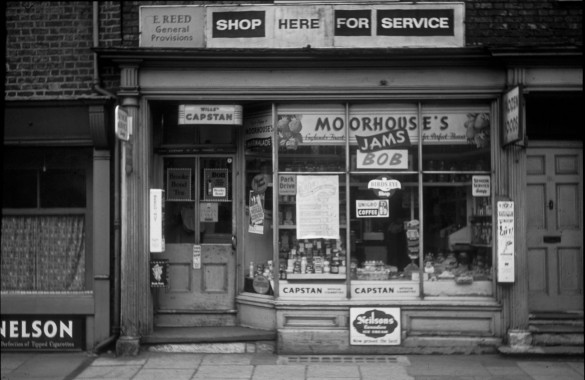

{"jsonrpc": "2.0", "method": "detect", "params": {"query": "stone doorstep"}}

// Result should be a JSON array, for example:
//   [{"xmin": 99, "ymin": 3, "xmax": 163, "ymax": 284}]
[
  {"xmin": 498, "ymin": 345, "xmax": 584, "ymax": 356},
  {"xmin": 531, "ymin": 333, "xmax": 584, "ymax": 346},
  {"xmin": 142, "ymin": 326, "xmax": 276, "ymax": 344},
  {"xmin": 145, "ymin": 341, "xmax": 275, "ymax": 354},
  {"xmin": 529, "ymin": 323, "xmax": 584, "ymax": 333}
]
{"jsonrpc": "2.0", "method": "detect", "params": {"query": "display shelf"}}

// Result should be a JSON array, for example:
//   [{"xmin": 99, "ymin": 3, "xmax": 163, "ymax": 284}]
[
  {"xmin": 278, "ymin": 225, "xmax": 347, "ymax": 229},
  {"xmin": 285, "ymin": 273, "xmax": 346, "ymax": 280}
]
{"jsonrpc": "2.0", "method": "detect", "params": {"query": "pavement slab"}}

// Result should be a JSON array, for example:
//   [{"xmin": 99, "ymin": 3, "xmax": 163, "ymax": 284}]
[
  {"xmin": 193, "ymin": 364, "xmax": 255, "ymax": 379},
  {"xmin": 142, "ymin": 352, "xmax": 203, "ymax": 368},
  {"xmin": 2, "ymin": 352, "xmax": 584, "ymax": 380},
  {"xmin": 252, "ymin": 364, "xmax": 306, "ymax": 380}
]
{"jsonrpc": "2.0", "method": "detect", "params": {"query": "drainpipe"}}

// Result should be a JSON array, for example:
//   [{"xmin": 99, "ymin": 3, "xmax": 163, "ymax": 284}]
[
  {"xmin": 92, "ymin": 0, "xmax": 119, "ymax": 354},
  {"xmin": 92, "ymin": 1, "xmax": 117, "ymax": 99}
]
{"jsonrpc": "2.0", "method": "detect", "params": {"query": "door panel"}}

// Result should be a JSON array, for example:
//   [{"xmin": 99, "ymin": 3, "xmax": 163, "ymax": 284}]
[
  {"xmin": 527, "ymin": 146, "xmax": 583, "ymax": 311},
  {"xmin": 153, "ymin": 156, "xmax": 236, "ymax": 315}
]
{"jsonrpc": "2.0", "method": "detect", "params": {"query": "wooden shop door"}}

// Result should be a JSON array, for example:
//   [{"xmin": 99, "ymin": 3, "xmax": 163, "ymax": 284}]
[
  {"xmin": 526, "ymin": 143, "xmax": 583, "ymax": 312},
  {"xmin": 152, "ymin": 155, "xmax": 237, "ymax": 326}
]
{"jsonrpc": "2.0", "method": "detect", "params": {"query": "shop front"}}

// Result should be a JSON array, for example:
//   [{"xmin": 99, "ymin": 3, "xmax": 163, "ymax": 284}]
[
  {"xmin": 100, "ymin": 2, "xmax": 582, "ymax": 355},
  {"xmin": 2, "ymin": 101, "xmax": 113, "ymax": 351}
]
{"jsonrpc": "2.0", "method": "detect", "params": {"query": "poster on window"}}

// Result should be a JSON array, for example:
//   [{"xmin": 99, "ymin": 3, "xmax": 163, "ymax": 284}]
[
  {"xmin": 350, "ymin": 307, "xmax": 401, "ymax": 345},
  {"xmin": 167, "ymin": 168, "xmax": 192, "ymax": 201},
  {"xmin": 356, "ymin": 199, "xmax": 390, "ymax": 218},
  {"xmin": 203, "ymin": 168, "xmax": 229, "ymax": 201},
  {"xmin": 296, "ymin": 175, "xmax": 339, "ymax": 239},
  {"xmin": 150, "ymin": 259, "xmax": 169, "ymax": 288},
  {"xmin": 200, "ymin": 202, "xmax": 219, "ymax": 223},
  {"xmin": 497, "ymin": 201, "xmax": 515, "ymax": 283},
  {"xmin": 249, "ymin": 191, "xmax": 265, "ymax": 234}
]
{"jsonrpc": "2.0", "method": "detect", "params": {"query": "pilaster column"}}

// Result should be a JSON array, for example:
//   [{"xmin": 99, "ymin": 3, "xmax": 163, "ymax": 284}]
[
  {"xmin": 116, "ymin": 62, "xmax": 150, "ymax": 356},
  {"xmin": 498, "ymin": 68, "xmax": 530, "ymax": 345}
]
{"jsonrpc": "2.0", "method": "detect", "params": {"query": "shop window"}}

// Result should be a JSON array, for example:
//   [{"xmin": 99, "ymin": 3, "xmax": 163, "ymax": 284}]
[
  {"xmin": 277, "ymin": 174, "xmax": 347, "ymax": 280},
  {"xmin": 421, "ymin": 104, "xmax": 493, "ymax": 296},
  {"xmin": 242, "ymin": 102, "xmax": 495, "ymax": 299},
  {"xmin": 1, "ymin": 148, "xmax": 90, "ymax": 292},
  {"xmin": 277, "ymin": 104, "xmax": 346, "ymax": 172},
  {"xmin": 349, "ymin": 174, "xmax": 419, "ymax": 282}
]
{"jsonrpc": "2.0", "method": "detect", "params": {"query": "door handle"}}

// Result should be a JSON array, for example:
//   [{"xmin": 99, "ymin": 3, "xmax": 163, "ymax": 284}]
[
  {"xmin": 231, "ymin": 235, "xmax": 237, "ymax": 251},
  {"xmin": 548, "ymin": 200, "xmax": 554, "ymax": 210}
]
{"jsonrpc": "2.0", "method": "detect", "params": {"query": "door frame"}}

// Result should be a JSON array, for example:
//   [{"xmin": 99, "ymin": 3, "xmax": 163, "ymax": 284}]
[{"xmin": 152, "ymin": 152, "xmax": 240, "ymax": 314}]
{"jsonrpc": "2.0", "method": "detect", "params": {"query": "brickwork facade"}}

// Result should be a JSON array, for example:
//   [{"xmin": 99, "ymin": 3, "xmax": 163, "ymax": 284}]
[
  {"xmin": 4, "ymin": 1, "xmax": 582, "ymax": 101},
  {"xmin": 4, "ymin": 1, "xmax": 121, "ymax": 100}
]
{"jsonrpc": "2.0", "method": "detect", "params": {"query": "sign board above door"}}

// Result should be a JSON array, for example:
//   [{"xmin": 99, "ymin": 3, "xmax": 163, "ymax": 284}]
[
  {"xmin": 178, "ymin": 105, "xmax": 243, "ymax": 126},
  {"xmin": 140, "ymin": 3, "xmax": 465, "ymax": 49}
]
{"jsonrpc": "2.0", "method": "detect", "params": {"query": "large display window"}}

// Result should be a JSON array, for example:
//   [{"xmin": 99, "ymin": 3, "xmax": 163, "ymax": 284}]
[{"xmin": 242, "ymin": 102, "xmax": 494, "ymax": 299}]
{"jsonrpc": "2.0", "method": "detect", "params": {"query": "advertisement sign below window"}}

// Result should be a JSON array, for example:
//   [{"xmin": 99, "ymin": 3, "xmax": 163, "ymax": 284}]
[
  {"xmin": 1, "ymin": 316, "xmax": 85, "ymax": 351},
  {"xmin": 350, "ymin": 308, "xmax": 401, "ymax": 345}
]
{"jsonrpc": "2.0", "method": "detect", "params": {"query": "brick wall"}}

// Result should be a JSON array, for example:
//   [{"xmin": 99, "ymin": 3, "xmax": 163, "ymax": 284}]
[
  {"xmin": 465, "ymin": 0, "xmax": 583, "ymax": 47},
  {"xmin": 4, "ymin": 1, "xmax": 121, "ymax": 101},
  {"xmin": 4, "ymin": 1, "xmax": 582, "ymax": 101},
  {"xmin": 118, "ymin": 0, "xmax": 582, "ymax": 48}
]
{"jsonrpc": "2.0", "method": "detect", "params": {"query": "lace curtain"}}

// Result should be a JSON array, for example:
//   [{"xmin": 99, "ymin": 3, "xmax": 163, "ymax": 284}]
[{"xmin": 1, "ymin": 215, "xmax": 85, "ymax": 291}]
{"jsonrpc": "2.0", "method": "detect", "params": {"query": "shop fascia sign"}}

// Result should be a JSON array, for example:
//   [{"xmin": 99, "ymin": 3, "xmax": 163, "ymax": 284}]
[
  {"xmin": 275, "ymin": 107, "xmax": 490, "ymax": 146},
  {"xmin": 140, "ymin": 3, "xmax": 464, "ymax": 48},
  {"xmin": 178, "ymin": 105, "xmax": 243, "ymax": 126}
]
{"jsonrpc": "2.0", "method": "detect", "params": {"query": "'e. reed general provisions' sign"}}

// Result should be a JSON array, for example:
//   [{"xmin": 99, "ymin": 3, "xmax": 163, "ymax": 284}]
[{"xmin": 140, "ymin": 3, "xmax": 464, "ymax": 48}]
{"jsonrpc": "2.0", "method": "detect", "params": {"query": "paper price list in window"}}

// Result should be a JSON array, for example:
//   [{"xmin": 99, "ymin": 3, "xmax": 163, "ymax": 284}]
[{"xmin": 295, "ymin": 175, "xmax": 339, "ymax": 239}]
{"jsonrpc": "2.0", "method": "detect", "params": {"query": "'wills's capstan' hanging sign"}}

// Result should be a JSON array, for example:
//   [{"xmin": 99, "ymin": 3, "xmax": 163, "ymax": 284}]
[{"xmin": 179, "ymin": 105, "xmax": 243, "ymax": 126}]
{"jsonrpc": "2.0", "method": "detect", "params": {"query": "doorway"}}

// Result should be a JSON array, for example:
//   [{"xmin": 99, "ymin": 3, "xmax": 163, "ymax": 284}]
[
  {"xmin": 526, "ymin": 142, "xmax": 583, "ymax": 312},
  {"xmin": 152, "ymin": 155, "xmax": 237, "ymax": 326}
]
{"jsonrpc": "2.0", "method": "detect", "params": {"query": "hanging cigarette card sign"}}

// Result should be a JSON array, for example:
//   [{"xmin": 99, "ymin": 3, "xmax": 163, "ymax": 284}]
[
  {"xmin": 497, "ymin": 201, "xmax": 515, "ymax": 283},
  {"xmin": 167, "ymin": 168, "xmax": 192, "ymax": 201},
  {"xmin": 350, "ymin": 308, "xmax": 401, "ymax": 345},
  {"xmin": 204, "ymin": 169, "xmax": 229, "ymax": 201},
  {"xmin": 502, "ymin": 86, "xmax": 524, "ymax": 146},
  {"xmin": 296, "ymin": 175, "xmax": 339, "ymax": 239},
  {"xmin": 115, "ymin": 105, "xmax": 131, "ymax": 141},
  {"xmin": 149, "ymin": 189, "xmax": 165, "ymax": 253}
]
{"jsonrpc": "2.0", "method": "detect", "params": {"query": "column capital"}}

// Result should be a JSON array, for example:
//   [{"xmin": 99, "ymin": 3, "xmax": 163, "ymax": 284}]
[{"xmin": 119, "ymin": 95, "xmax": 140, "ymax": 108}]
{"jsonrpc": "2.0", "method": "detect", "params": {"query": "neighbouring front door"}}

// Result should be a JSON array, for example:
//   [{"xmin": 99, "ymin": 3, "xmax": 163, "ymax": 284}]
[
  {"xmin": 152, "ymin": 155, "xmax": 237, "ymax": 326},
  {"xmin": 526, "ymin": 142, "xmax": 583, "ymax": 312}
]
